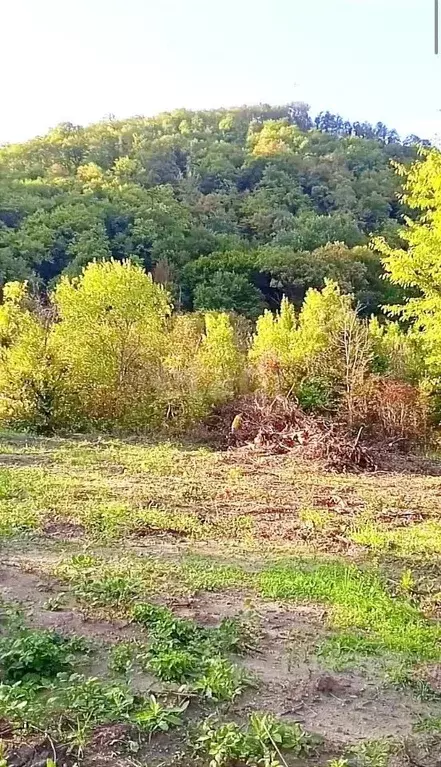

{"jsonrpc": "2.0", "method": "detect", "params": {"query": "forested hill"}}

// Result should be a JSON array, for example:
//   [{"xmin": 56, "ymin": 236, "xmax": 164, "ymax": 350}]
[{"xmin": 0, "ymin": 103, "xmax": 428, "ymax": 317}]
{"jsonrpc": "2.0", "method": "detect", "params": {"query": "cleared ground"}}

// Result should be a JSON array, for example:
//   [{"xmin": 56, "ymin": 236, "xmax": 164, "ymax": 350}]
[{"xmin": 1, "ymin": 433, "xmax": 441, "ymax": 767}]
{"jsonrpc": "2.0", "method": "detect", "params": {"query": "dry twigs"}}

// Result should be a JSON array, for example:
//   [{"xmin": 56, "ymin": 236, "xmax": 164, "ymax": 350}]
[{"xmin": 209, "ymin": 396, "xmax": 377, "ymax": 473}]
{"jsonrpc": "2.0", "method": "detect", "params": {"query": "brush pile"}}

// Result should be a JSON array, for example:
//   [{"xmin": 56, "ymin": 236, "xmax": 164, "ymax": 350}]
[{"xmin": 209, "ymin": 395, "xmax": 377, "ymax": 473}]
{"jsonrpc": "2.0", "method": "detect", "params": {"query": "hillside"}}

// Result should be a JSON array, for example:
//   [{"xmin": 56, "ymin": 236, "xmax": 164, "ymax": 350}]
[{"xmin": 0, "ymin": 104, "xmax": 427, "ymax": 316}]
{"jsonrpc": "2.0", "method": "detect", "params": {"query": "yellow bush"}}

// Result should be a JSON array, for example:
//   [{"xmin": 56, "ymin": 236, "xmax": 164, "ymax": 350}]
[
  {"xmin": 51, "ymin": 259, "xmax": 171, "ymax": 430},
  {"xmin": 0, "ymin": 283, "xmax": 69, "ymax": 432},
  {"xmin": 158, "ymin": 312, "xmax": 246, "ymax": 429},
  {"xmin": 249, "ymin": 281, "xmax": 370, "ymax": 413}
]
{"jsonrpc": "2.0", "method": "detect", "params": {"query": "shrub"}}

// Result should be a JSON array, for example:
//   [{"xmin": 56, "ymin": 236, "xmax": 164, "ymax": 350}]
[
  {"xmin": 369, "ymin": 318, "xmax": 425, "ymax": 383},
  {"xmin": 196, "ymin": 313, "xmax": 246, "ymax": 405},
  {"xmin": 158, "ymin": 312, "xmax": 245, "ymax": 428},
  {"xmin": 354, "ymin": 375, "xmax": 430, "ymax": 441},
  {"xmin": 0, "ymin": 283, "xmax": 69, "ymax": 432},
  {"xmin": 249, "ymin": 281, "xmax": 372, "ymax": 420},
  {"xmin": 51, "ymin": 259, "xmax": 171, "ymax": 430}
]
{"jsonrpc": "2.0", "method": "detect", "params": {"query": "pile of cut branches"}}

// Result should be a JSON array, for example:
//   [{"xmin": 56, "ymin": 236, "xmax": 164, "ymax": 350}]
[{"xmin": 208, "ymin": 395, "xmax": 377, "ymax": 473}]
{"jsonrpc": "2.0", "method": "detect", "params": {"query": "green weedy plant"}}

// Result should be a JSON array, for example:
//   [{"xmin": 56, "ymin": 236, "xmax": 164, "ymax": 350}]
[
  {"xmin": 132, "ymin": 602, "xmax": 258, "ymax": 656},
  {"xmin": 192, "ymin": 658, "xmax": 251, "ymax": 702},
  {"xmin": 211, "ymin": 614, "xmax": 260, "ymax": 655},
  {"xmin": 147, "ymin": 647, "xmax": 200, "ymax": 683},
  {"xmin": 348, "ymin": 739, "xmax": 394, "ymax": 767},
  {"xmin": 0, "ymin": 680, "xmax": 50, "ymax": 731},
  {"xmin": 134, "ymin": 694, "xmax": 188, "ymax": 734},
  {"xmin": 193, "ymin": 720, "xmax": 245, "ymax": 767},
  {"xmin": 132, "ymin": 603, "xmax": 199, "ymax": 645},
  {"xmin": 74, "ymin": 573, "xmax": 145, "ymax": 608},
  {"xmin": 192, "ymin": 713, "xmax": 311, "ymax": 767},
  {"xmin": 0, "ymin": 628, "xmax": 84, "ymax": 682},
  {"xmin": 132, "ymin": 602, "xmax": 255, "ymax": 698},
  {"xmin": 108, "ymin": 642, "xmax": 139, "ymax": 674},
  {"xmin": 387, "ymin": 665, "xmax": 441, "ymax": 702},
  {"xmin": 0, "ymin": 671, "xmax": 189, "ymax": 751}
]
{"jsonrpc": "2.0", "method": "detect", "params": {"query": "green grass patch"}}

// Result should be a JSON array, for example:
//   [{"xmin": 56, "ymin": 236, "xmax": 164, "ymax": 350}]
[
  {"xmin": 349, "ymin": 520, "xmax": 441, "ymax": 555},
  {"xmin": 55, "ymin": 553, "xmax": 441, "ymax": 666},
  {"xmin": 258, "ymin": 561, "xmax": 441, "ymax": 661},
  {"xmin": 317, "ymin": 632, "xmax": 385, "ymax": 670}
]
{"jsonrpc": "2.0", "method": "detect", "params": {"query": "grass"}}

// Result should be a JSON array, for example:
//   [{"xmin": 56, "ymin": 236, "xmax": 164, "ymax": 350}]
[
  {"xmin": 349, "ymin": 520, "xmax": 441, "ymax": 554},
  {"xmin": 51, "ymin": 552, "xmax": 441, "ymax": 665},
  {"xmin": 2, "ymin": 432, "xmax": 441, "ymax": 764},
  {"xmin": 1, "ymin": 434, "xmax": 441, "ymax": 552}
]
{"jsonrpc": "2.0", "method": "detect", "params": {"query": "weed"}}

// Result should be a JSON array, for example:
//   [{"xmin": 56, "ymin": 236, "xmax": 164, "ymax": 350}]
[
  {"xmin": 148, "ymin": 648, "xmax": 200, "ymax": 683},
  {"xmin": 387, "ymin": 665, "xmax": 441, "ymax": 701},
  {"xmin": 0, "ymin": 670, "xmax": 190, "ymax": 750},
  {"xmin": 56, "ymin": 551, "xmax": 441, "ymax": 667},
  {"xmin": 193, "ymin": 658, "xmax": 252, "ymax": 702},
  {"xmin": 180, "ymin": 558, "xmax": 251, "ymax": 592},
  {"xmin": 56, "ymin": 555, "xmax": 182, "ymax": 606},
  {"xmin": 0, "ymin": 628, "xmax": 85, "ymax": 682},
  {"xmin": 134, "ymin": 694, "xmax": 188, "ymax": 734},
  {"xmin": 399, "ymin": 569, "xmax": 415, "ymax": 595},
  {"xmin": 132, "ymin": 603, "xmax": 199, "ymax": 645},
  {"xmin": 348, "ymin": 739, "xmax": 394, "ymax": 767},
  {"xmin": 43, "ymin": 593, "xmax": 66, "ymax": 612},
  {"xmin": 0, "ymin": 679, "xmax": 46, "ymax": 729},
  {"xmin": 192, "ymin": 713, "xmax": 311, "ymax": 767},
  {"xmin": 299, "ymin": 508, "xmax": 338, "ymax": 533},
  {"xmin": 414, "ymin": 715, "xmax": 441, "ymax": 733},
  {"xmin": 108, "ymin": 642, "xmax": 139, "ymax": 674},
  {"xmin": 132, "ymin": 602, "xmax": 255, "ymax": 698},
  {"xmin": 213, "ymin": 613, "xmax": 261, "ymax": 655}
]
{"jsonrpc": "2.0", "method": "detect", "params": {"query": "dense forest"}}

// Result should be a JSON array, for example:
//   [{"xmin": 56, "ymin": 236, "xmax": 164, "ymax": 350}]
[{"xmin": 0, "ymin": 103, "xmax": 429, "ymax": 317}]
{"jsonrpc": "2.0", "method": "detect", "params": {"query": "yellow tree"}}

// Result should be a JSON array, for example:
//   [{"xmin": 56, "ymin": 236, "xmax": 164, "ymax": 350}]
[
  {"xmin": 376, "ymin": 148, "xmax": 441, "ymax": 375},
  {"xmin": 52, "ymin": 259, "xmax": 171, "ymax": 430}
]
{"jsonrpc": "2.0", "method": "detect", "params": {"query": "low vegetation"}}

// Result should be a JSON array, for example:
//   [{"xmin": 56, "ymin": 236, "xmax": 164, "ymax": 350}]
[{"xmin": 0, "ymin": 434, "xmax": 440, "ymax": 765}]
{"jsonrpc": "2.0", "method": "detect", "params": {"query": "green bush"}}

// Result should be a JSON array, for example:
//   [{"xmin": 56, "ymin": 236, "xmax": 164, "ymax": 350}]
[{"xmin": 0, "ymin": 628, "xmax": 83, "ymax": 682}]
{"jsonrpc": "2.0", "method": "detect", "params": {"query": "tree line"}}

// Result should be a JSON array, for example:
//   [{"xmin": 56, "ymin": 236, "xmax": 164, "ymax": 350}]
[{"xmin": 0, "ymin": 103, "xmax": 429, "ymax": 319}]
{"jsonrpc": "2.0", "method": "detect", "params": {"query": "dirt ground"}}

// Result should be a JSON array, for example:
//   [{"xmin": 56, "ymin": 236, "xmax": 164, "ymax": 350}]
[{"xmin": 1, "ymin": 434, "xmax": 441, "ymax": 766}]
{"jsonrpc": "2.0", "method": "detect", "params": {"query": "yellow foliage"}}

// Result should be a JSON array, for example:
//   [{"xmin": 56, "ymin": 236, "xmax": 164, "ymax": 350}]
[
  {"xmin": 249, "ymin": 281, "xmax": 363, "ymax": 402},
  {"xmin": 0, "ymin": 284, "xmax": 66, "ymax": 431},
  {"xmin": 51, "ymin": 259, "xmax": 171, "ymax": 429},
  {"xmin": 248, "ymin": 120, "xmax": 307, "ymax": 157},
  {"xmin": 0, "ymin": 263, "xmax": 246, "ymax": 433}
]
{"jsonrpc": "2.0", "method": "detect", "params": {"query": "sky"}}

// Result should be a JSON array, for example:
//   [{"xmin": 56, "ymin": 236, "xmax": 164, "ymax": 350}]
[{"xmin": 1, "ymin": 0, "xmax": 440, "ymax": 144}]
